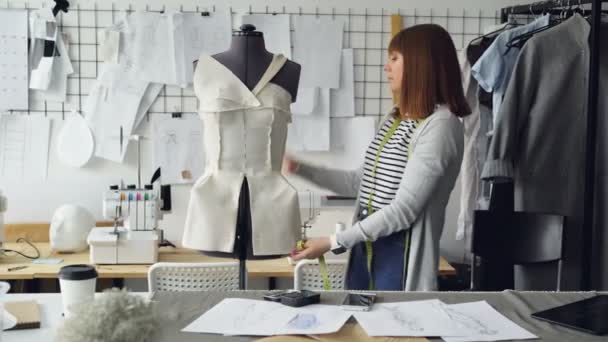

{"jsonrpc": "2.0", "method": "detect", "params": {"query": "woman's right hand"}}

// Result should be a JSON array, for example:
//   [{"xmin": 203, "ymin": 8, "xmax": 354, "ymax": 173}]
[{"xmin": 282, "ymin": 156, "xmax": 300, "ymax": 174}]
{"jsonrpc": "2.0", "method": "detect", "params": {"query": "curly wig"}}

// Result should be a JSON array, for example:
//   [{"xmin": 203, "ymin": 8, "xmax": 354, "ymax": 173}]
[{"xmin": 55, "ymin": 288, "xmax": 161, "ymax": 342}]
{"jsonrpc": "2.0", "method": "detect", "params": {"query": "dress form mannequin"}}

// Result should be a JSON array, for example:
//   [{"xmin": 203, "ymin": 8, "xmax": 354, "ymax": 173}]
[
  {"xmin": 193, "ymin": 24, "xmax": 300, "ymax": 100},
  {"xmin": 191, "ymin": 25, "xmax": 301, "ymax": 264}
]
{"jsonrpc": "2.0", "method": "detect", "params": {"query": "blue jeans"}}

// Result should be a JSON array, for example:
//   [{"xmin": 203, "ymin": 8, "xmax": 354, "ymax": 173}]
[{"xmin": 346, "ymin": 206, "xmax": 409, "ymax": 291}]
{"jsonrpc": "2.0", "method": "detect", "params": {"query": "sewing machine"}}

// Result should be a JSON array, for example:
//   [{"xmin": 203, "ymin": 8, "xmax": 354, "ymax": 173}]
[{"xmin": 87, "ymin": 185, "xmax": 162, "ymax": 264}]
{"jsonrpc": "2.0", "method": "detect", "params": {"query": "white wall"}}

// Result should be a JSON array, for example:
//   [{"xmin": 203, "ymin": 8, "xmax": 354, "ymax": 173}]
[{"xmin": 0, "ymin": 0, "xmax": 523, "ymax": 265}]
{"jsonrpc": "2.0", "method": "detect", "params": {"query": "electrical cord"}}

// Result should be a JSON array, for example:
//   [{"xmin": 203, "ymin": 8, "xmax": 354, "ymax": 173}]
[{"xmin": 0, "ymin": 238, "xmax": 41, "ymax": 259}]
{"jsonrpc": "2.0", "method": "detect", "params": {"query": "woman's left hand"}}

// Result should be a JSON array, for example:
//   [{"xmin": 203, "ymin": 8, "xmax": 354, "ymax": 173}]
[{"xmin": 291, "ymin": 237, "xmax": 331, "ymax": 261}]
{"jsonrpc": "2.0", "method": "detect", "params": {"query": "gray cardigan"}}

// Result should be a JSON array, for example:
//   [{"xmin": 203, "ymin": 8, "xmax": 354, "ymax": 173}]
[{"xmin": 297, "ymin": 106, "xmax": 464, "ymax": 291}]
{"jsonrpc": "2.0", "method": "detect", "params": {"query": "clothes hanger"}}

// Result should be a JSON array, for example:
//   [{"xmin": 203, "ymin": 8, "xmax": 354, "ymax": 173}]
[
  {"xmin": 468, "ymin": 13, "xmax": 519, "ymax": 47},
  {"xmin": 504, "ymin": 1, "xmax": 570, "ymax": 52}
]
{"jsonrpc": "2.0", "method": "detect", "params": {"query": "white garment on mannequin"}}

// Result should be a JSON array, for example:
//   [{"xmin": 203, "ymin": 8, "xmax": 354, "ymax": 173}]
[{"xmin": 182, "ymin": 54, "xmax": 301, "ymax": 255}]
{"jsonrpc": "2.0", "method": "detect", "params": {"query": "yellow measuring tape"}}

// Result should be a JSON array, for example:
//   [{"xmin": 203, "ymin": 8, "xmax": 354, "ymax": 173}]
[
  {"xmin": 297, "ymin": 240, "xmax": 331, "ymax": 290},
  {"xmin": 296, "ymin": 116, "xmax": 423, "ymax": 291},
  {"xmin": 364, "ymin": 116, "xmax": 423, "ymax": 290}
]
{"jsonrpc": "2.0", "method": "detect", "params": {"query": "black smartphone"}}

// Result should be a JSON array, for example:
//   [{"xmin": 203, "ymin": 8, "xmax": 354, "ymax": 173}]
[
  {"xmin": 263, "ymin": 290, "xmax": 289, "ymax": 302},
  {"xmin": 341, "ymin": 292, "xmax": 376, "ymax": 311}
]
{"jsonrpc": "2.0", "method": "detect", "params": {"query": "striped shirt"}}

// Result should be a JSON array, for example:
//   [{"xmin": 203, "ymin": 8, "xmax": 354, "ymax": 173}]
[{"xmin": 359, "ymin": 115, "xmax": 419, "ymax": 211}]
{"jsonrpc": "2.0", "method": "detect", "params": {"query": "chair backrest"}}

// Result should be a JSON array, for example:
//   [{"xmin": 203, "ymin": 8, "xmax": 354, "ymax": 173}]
[
  {"xmin": 294, "ymin": 259, "xmax": 347, "ymax": 291},
  {"xmin": 472, "ymin": 210, "xmax": 565, "ymax": 264},
  {"xmin": 148, "ymin": 262, "xmax": 240, "ymax": 292}
]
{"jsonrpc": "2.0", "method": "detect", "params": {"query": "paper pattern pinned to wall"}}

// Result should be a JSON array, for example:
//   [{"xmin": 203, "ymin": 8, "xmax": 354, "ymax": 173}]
[
  {"xmin": 83, "ymin": 63, "xmax": 148, "ymax": 163},
  {"xmin": 153, "ymin": 116, "xmax": 204, "ymax": 185},
  {"xmin": 293, "ymin": 16, "xmax": 344, "ymax": 89},
  {"xmin": 0, "ymin": 115, "xmax": 51, "ymax": 181},
  {"xmin": 287, "ymin": 88, "xmax": 330, "ymax": 152},
  {"xmin": 330, "ymin": 49, "xmax": 355, "ymax": 117},
  {"xmin": 331, "ymin": 116, "xmax": 377, "ymax": 169},
  {"xmin": 291, "ymin": 87, "xmax": 318, "ymax": 116},
  {"xmin": 0, "ymin": 9, "xmax": 29, "ymax": 110}
]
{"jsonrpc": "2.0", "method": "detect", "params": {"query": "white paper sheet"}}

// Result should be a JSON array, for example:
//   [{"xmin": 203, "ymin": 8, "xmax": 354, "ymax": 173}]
[
  {"xmin": 331, "ymin": 116, "xmax": 376, "ymax": 169},
  {"xmin": 177, "ymin": 11, "xmax": 232, "ymax": 85},
  {"xmin": 119, "ymin": 11, "xmax": 231, "ymax": 87},
  {"xmin": 28, "ymin": 8, "xmax": 58, "ymax": 92},
  {"xmin": 29, "ymin": 8, "xmax": 56, "ymax": 41},
  {"xmin": 0, "ymin": 9, "xmax": 29, "ymax": 110},
  {"xmin": 134, "ymin": 83, "xmax": 163, "ymax": 130},
  {"xmin": 330, "ymin": 49, "xmax": 355, "ymax": 117},
  {"xmin": 30, "ymin": 32, "xmax": 74, "ymax": 103},
  {"xmin": 83, "ymin": 63, "xmax": 148, "ymax": 163},
  {"xmin": 354, "ymin": 299, "xmax": 467, "ymax": 337},
  {"xmin": 0, "ymin": 115, "xmax": 51, "ymax": 180},
  {"xmin": 293, "ymin": 16, "xmax": 343, "ymax": 89},
  {"xmin": 182, "ymin": 298, "xmax": 351, "ymax": 336},
  {"xmin": 287, "ymin": 88, "xmax": 330, "ymax": 151},
  {"xmin": 241, "ymin": 14, "xmax": 291, "ymax": 58},
  {"xmin": 441, "ymin": 301, "xmax": 537, "ymax": 342},
  {"xmin": 56, "ymin": 113, "xmax": 94, "ymax": 168},
  {"xmin": 291, "ymin": 87, "xmax": 318, "ymax": 116},
  {"xmin": 153, "ymin": 116, "xmax": 204, "ymax": 185},
  {"xmin": 30, "ymin": 57, "xmax": 54, "ymax": 90},
  {"xmin": 120, "ymin": 11, "xmax": 181, "ymax": 85},
  {"xmin": 99, "ymin": 29, "xmax": 120, "ymax": 63}
]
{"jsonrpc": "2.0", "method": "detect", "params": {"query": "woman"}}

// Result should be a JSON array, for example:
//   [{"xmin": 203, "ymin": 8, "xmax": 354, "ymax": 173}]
[{"xmin": 285, "ymin": 24, "xmax": 470, "ymax": 291}]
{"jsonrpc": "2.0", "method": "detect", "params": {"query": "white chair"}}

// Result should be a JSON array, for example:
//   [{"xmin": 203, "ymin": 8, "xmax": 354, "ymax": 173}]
[
  {"xmin": 148, "ymin": 262, "xmax": 240, "ymax": 292},
  {"xmin": 293, "ymin": 259, "xmax": 347, "ymax": 291}
]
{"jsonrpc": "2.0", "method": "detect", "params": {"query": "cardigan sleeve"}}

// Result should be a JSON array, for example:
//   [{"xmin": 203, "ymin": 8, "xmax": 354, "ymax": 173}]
[
  {"xmin": 293, "ymin": 113, "xmax": 392, "ymax": 197},
  {"xmin": 337, "ymin": 116, "xmax": 463, "ymax": 248},
  {"xmin": 295, "ymin": 162, "xmax": 364, "ymax": 198}
]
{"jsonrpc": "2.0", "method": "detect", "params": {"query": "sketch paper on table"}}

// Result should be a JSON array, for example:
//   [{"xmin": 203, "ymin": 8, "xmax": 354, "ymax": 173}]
[
  {"xmin": 0, "ymin": 9, "xmax": 29, "ymax": 110},
  {"xmin": 287, "ymin": 88, "xmax": 330, "ymax": 151},
  {"xmin": 331, "ymin": 116, "xmax": 376, "ymax": 169},
  {"xmin": 182, "ymin": 298, "xmax": 297, "ymax": 336},
  {"xmin": 83, "ymin": 63, "xmax": 148, "ymax": 163},
  {"xmin": 441, "ymin": 301, "xmax": 537, "ymax": 342},
  {"xmin": 354, "ymin": 299, "xmax": 466, "ymax": 337},
  {"xmin": 176, "ymin": 11, "xmax": 232, "ymax": 85},
  {"xmin": 291, "ymin": 87, "xmax": 318, "ymax": 116},
  {"xmin": 153, "ymin": 117, "xmax": 204, "ymax": 185},
  {"xmin": 241, "ymin": 14, "xmax": 291, "ymax": 58},
  {"xmin": 293, "ymin": 16, "xmax": 344, "ymax": 89},
  {"xmin": 0, "ymin": 115, "xmax": 51, "ymax": 181},
  {"xmin": 182, "ymin": 298, "xmax": 351, "ymax": 336},
  {"xmin": 280, "ymin": 304, "xmax": 351, "ymax": 335},
  {"xmin": 30, "ymin": 32, "xmax": 74, "ymax": 103},
  {"xmin": 330, "ymin": 49, "xmax": 355, "ymax": 117}
]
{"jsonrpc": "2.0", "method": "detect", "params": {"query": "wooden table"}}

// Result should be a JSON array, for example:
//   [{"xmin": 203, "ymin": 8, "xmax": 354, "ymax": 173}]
[{"xmin": 0, "ymin": 242, "xmax": 456, "ymax": 280}]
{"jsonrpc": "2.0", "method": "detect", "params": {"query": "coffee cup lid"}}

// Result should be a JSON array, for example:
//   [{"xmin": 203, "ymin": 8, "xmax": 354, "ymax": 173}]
[{"xmin": 59, "ymin": 264, "xmax": 98, "ymax": 281}]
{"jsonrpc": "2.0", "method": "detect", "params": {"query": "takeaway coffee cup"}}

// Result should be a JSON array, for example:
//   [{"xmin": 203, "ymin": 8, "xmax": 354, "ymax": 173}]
[{"xmin": 59, "ymin": 264, "xmax": 97, "ymax": 318}]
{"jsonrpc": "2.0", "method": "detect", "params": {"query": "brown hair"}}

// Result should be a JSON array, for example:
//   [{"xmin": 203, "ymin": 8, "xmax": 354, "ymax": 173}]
[{"xmin": 388, "ymin": 24, "xmax": 471, "ymax": 119}]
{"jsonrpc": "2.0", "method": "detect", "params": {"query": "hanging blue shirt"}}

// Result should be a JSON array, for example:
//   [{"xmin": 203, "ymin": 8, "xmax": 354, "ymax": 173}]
[{"xmin": 472, "ymin": 15, "xmax": 550, "ymax": 130}]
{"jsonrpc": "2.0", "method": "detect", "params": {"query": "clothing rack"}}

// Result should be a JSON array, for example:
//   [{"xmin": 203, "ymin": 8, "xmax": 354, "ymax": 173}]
[{"xmin": 500, "ymin": 0, "xmax": 605, "ymax": 291}]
